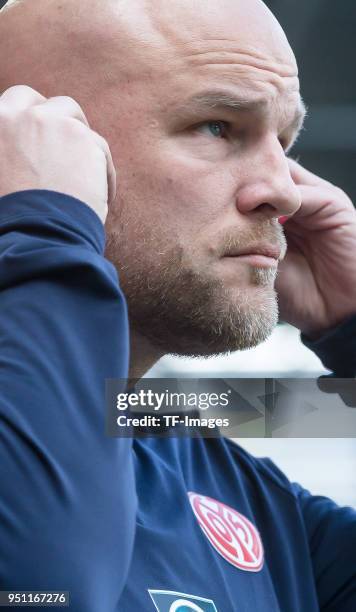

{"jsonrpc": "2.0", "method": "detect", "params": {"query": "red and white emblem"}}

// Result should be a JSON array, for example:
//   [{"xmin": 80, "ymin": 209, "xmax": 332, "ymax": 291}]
[{"xmin": 188, "ymin": 492, "xmax": 264, "ymax": 572}]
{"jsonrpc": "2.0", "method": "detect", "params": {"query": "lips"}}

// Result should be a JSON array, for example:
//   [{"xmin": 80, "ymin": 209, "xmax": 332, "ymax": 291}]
[{"xmin": 224, "ymin": 243, "xmax": 281, "ymax": 261}]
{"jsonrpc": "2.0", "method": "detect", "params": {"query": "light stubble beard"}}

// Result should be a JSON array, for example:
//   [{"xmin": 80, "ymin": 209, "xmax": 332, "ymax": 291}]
[{"xmin": 105, "ymin": 216, "xmax": 287, "ymax": 358}]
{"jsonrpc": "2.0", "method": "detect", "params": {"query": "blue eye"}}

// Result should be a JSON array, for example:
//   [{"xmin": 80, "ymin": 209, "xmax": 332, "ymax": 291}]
[
  {"xmin": 198, "ymin": 121, "xmax": 228, "ymax": 139},
  {"xmin": 207, "ymin": 121, "xmax": 226, "ymax": 138}
]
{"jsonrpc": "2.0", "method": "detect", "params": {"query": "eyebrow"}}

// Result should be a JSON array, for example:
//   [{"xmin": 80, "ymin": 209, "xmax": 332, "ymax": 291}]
[{"xmin": 175, "ymin": 89, "xmax": 307, "ymax": 139}]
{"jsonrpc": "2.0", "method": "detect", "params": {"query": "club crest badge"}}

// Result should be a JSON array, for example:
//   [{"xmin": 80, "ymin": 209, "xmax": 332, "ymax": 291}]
[{"xmin": 188, "ymin": 492, "xmax": 264, "ymax": 572}]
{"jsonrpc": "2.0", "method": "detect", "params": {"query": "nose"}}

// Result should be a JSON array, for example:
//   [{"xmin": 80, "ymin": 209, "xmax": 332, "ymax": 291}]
[{"xmin": 235, "ymin": 137, "xmax": 301, "ymax": 218}]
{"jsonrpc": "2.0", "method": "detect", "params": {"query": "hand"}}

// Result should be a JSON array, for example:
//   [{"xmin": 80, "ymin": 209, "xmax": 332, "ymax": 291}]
[
  {"xmin": 276, "ymin": 159, "xmax": 356, "ymax": 337},
  {"xmin": 0, "ymin": 85, "xmax": 116, "ymax": 224}
]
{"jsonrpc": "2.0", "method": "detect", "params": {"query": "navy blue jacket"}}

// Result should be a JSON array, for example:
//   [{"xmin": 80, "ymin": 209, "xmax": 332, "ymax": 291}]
[{"xmin": 0, "ymin": 191, "xmax": 355, "ymax": 611}]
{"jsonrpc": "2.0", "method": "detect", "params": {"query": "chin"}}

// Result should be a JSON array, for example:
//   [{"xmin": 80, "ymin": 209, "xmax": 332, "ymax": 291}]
[{"xmin": 142, "ymin": 288, "xmax": 279, "ymax": 359}]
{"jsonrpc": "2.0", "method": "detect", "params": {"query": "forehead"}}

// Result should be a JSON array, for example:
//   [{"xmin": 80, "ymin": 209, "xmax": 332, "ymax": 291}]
[
  {"xmin": 147, "ymin": 0, "xmax": 297, "ymax": 70},
  {"xmin": 116, "ymin": 0, "xmax": 300, "ymax": 115},
  {"xmin": 112, "ymin": 0, "xmax": 297, "ymax": 72}
]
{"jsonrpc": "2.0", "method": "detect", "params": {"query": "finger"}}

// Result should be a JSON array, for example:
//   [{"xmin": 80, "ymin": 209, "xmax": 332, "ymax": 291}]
[
  {"xmin": 92, "ymin": 131, "xmax": 117, "ymax": 205},
  {"xmin": 281, "ymin": 184, "xmax": 354, "ymax": 232},
  {"xmin": 0, "ymin": 84, "xmax": 47, "ymax": 111},
  {"xmin": 287, "ymin": 185, "xmax": 328, "ymax": 219},
  {"xmin": 288, "ymin": 157, "xmax": 329, "ymax": 187},
  {"xmin": 34, "ymin": 95, "xmax": 90, "ymax": 127}
]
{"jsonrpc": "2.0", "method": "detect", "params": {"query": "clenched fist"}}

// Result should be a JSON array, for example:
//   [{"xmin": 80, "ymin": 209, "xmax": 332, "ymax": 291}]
[{"xmin": 0, "ymin": 85, "xmax": 116, "ymax": 224}]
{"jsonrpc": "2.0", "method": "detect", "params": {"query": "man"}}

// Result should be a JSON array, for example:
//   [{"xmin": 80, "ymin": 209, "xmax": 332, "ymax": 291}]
[{"xmin": 0, "ymin": 0, "xmax": 355, "ymax": 610}]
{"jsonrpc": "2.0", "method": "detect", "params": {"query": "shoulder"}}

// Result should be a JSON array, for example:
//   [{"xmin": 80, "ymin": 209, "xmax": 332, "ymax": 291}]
[{"xmin": 221, "ymin": 437, "xmax": 299, "ymax": 501}]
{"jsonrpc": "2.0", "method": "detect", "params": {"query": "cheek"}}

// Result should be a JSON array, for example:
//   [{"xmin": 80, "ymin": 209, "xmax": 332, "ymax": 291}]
[
  {"xmin": 114, "ymin": 134, "xmax": 236, "ymax": 234},
  {"xmin": 151, "ymin": 156, "xmax": 237, "ymax": 227}
]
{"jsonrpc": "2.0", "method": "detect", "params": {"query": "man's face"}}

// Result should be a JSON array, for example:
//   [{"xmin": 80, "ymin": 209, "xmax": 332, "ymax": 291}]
[{"xmin": 103, "ymin": 0, "xmax": 304, "ymax": 356}]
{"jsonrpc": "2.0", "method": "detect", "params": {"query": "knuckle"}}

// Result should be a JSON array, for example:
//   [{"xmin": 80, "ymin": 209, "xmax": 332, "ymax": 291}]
[
  {"xmin": 56, "ymin": 95, "xmax": 80, "ymax": 108},
  {"xmin": 68, "ymin": 115, "xmax": 90, "ymax": 133},
  {"xmin": 60, "ymin": 116, "xmax": 92, "ymax": 144},
  {"xmin": 53, "ymin": 95, "xmax": 86, "ymax": 119},
  {"xmin": 97, "ymin": 133, "xmax": 108, "ymax": 150},
  {"xmin": 1, "ymin": 84, "xmax": 33, "ymax": 97},
  {"xmin": 95, "ymin": 131, "xmax": 110, "ymax": 154}
]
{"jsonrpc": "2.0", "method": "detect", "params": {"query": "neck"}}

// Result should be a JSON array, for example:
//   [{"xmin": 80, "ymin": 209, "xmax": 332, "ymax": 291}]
[{"xmin": 129, "ymin": 328, "xmax": 163, "ymax": 379}]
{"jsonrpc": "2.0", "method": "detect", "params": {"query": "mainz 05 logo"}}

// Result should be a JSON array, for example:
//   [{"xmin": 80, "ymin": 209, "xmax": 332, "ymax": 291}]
[{"xmin": 148, "ymin": 590, "xmax": 218, "ymax": 611}]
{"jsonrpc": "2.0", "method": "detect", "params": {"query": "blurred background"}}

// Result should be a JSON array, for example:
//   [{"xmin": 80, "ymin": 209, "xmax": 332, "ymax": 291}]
[{"xmin": 0, "ymin": 0, "xmax": 355, "ymax": 504}]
